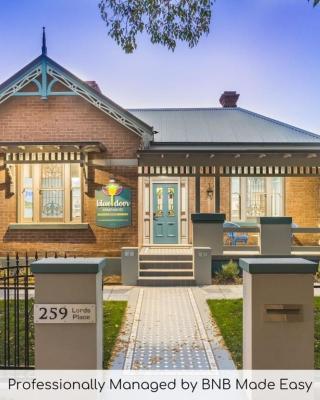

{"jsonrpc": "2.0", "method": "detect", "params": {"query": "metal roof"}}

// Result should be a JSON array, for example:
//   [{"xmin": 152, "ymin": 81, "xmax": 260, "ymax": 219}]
[{"xmin": 128, "ymin": 107, "xmax": 320, "ymax": 144}]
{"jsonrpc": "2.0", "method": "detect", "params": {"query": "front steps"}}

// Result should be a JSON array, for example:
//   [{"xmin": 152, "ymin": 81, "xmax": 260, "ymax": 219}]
[{"xmin": 138, "ymin": 246, "xmax": 195, "ymax": 286}]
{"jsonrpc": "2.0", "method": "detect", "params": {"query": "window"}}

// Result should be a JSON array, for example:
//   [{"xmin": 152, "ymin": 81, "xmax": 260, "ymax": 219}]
[
  {"xmin": 231, "ymin": 177, "xmax": 284, "ymax": 221},
  {"xmin": 18, "ymin": 164, "xmax": 82, "ymax": 223}
]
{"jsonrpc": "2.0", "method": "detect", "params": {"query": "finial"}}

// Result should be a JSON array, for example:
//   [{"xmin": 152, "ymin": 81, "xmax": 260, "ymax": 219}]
[{"xmin": 42, "ymin": 26, "xmax": 47, "ymax": 56}]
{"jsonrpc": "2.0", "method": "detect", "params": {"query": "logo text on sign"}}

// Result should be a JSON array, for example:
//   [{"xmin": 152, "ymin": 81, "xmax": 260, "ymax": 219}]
[{"xmin": 34, "ymin": 304, "xmax": 96, "ymax": 324}]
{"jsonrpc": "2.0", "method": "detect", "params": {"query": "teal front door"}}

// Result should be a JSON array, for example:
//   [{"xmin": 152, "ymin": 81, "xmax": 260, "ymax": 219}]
[{"xmin": 153, "ymin": 183, "xmax": 179, "ymax": 244}]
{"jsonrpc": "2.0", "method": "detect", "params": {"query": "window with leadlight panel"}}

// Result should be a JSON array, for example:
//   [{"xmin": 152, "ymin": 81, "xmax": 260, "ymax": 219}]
[{"xmin": 18, "ymin": 163, "xmax": 82, "ymax": 223}]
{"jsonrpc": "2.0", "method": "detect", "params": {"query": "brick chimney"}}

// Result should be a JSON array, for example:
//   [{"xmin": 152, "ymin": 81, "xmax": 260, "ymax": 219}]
[
  {"xmin": 85, "ymin": 80, "xmax": 101, "ymax": 93},
  {"xmin": 219, "ymin": 91, "xmax": 240, "ymax": 108}
]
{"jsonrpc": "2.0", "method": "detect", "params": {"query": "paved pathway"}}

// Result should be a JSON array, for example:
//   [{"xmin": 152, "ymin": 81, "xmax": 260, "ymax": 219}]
[
  {"xmin": 109, "ymin": 286, "xmax": 236, "ymax": 370},
  {"xmin": 125, "ymin": 288, "xmax": 216, "ymax": 369}
]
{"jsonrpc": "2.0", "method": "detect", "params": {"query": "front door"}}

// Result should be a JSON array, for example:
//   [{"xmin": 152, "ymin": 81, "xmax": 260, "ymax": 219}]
[{"xmin": 152, "ymin": 183, "xmax": 178, "ymax": 244}]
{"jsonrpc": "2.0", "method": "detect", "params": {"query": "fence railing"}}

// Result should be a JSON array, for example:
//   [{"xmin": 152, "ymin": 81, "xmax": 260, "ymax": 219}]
[
  {"xmin": 223, "ymin": 225, "xmax": 320, "ymax": 254},
  {"xmin": 0, "ymin": 254, "xmax": 34, "ymax": 369},
  {"xmin": 0, "ymin": 252, "xmax": 76, "ymax": 369}
]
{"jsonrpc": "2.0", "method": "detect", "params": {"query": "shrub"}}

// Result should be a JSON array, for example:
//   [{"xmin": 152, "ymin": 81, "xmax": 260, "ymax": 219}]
[{"xmin": 216, "ymin": 260, "xmax": 240, "ymax": 283}]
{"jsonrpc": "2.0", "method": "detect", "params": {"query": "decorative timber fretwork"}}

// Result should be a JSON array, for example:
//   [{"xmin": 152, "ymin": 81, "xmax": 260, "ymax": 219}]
[
  {"xmin": 2, "ymin": 142, "xmax": 104, "ymax": 165},
  {"xmin": 5, "ymin": 151, "xmax": 83, "ymax": 164},
  {"xmin": 0, "ymin": 54, "xmax": 154, "ymax": 147},
  {"xmin": 138, "ymin": 165, "xmax": 320, "ymax": 177},
  {"xmin": 0, "ymin": 66, "xmax": 42, "ymax": 104}
]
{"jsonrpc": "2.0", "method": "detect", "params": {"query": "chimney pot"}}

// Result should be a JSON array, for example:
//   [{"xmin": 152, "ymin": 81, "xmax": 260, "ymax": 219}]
[{"xmin": 219, "ymin": 91, "xmax": 240, "ymax": 108}]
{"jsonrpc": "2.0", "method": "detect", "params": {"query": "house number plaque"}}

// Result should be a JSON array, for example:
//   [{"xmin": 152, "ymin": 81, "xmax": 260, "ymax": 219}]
[{"xmin": 34, "ymin": 304, "xmax": 96, "ymax": 324}]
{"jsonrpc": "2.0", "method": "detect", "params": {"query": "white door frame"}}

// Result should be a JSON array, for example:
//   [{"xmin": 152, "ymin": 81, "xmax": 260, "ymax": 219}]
[{"xmin": 150, "ymin": 177, "xmax": 181, "ymax": 245}]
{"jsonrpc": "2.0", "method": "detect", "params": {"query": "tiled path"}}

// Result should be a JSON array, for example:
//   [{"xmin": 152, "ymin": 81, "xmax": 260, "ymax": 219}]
[
  {"xmin": 109, "ymin": 286, "xmax": 235, "ymax": 370},
  {"xmin": 125, "ymin": 288, "xmax": 216, "ymax": 370}
]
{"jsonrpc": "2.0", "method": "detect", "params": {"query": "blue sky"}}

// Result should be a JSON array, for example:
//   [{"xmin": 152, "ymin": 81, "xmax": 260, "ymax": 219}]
[{"xmin": 0, "ymin": 0, "xmax": 320, "ymax": 133}]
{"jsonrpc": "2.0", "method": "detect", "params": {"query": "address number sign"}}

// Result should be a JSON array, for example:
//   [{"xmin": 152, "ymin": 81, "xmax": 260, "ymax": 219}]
[{"xmin": 34, "ymin": 304, "xmax": 96, "ymax": 324}]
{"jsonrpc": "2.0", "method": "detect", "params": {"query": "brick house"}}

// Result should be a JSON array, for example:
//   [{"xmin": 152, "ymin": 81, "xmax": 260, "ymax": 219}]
[{"xmin": 0, "ymin": 38, "xmax": 319, "ymax": 259}]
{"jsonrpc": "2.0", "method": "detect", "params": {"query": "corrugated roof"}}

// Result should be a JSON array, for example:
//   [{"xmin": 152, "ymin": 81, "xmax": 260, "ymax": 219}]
[{"xmin": 128, "ymin": 107, "xmax": 320, "ymax": 143}]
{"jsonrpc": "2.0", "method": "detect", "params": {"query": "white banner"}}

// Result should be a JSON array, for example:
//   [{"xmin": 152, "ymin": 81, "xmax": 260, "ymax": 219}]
[{"xmin": 0, "ymin": 370, "xmax": 319, "ymax": 400}]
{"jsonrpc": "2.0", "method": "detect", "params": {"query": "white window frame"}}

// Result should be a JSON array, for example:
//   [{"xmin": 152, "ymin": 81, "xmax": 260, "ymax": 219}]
[
  {"xmin": 17, "ymin": 163, "xmax": 83, "ymax": 224},
  {"xmin": 230, "ymin": 176, "xmax": 284, "ymax": 222}
]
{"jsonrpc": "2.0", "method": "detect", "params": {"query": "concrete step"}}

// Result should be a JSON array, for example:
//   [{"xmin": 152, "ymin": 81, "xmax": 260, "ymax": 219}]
[
  {"xmin": 137, "ymin": 276, "xmax": 196, "ymax": 287},
  {"xmin": 139, "ymin": 254, "xmax": 193, "ymax": 261},
  {"xmin": 139, "ymin": 269, "xmax": 194, "ymax": 277},
  {"xmin": 139, "ymin": 262, "xmax": 193, "ymax": 270}
]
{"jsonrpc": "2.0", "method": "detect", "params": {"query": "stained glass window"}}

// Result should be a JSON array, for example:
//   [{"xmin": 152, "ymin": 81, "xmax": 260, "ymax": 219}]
[
  {"xmin": 168, "ymin": 187, "xmax": 175, "ymax": 216},
  {"xmin": 156, "ymin": 187, "xmax": 163, "ymax": 217},
  {"xmin": 40, "ymin": 164, "xmax": 64, "ymax": 220},
  {"xmin": 19, "ymin": 164, "xmax": 82, "ymax": 223}
]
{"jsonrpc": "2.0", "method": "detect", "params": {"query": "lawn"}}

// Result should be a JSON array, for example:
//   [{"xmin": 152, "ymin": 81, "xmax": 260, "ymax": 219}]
[
  {"xmin": 103, "ymin": 300, "xmax": 127, "ymax": 368},
  {"xmin": 207, "ymin": 297, "xmax": 320, "ymax": 369},
  {"xmin": 0, "ymin": 300, "xmax": 127, "ymax": 368}
]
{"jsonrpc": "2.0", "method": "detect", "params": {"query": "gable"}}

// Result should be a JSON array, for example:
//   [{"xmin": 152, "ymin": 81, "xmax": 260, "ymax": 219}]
[{"xmin": 0, "ymin": 55, "xmax": 154, "ymax": 147}]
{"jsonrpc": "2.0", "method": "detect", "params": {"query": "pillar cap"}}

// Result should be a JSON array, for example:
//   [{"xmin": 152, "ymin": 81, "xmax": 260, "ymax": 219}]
[
  {"xmin": 31, "ymin": 257, "xmax": 107, "ymax": 274},
  {"xmin": 191, "ymin": 213, "xmax": 226, "ymax": 223},
  {"xmin": 239, "ymin": 257, "xmax": 317, "ymax": 274},
  {"xmin": 258, "ymin": 217, "xmax": 292, "ymax": 225}
]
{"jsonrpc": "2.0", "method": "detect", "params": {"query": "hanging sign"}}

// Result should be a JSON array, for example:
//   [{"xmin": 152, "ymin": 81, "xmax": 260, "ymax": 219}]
[{"xmin": 95, "ymin": 183, "xmax": 132, "ymax": 228}]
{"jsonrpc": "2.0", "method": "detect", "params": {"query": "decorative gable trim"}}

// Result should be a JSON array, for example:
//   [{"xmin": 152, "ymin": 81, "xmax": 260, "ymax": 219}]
[
  {"xmin": 0, "ymin": 61, "xmax": 42, "ymax": 104},
  {"xmin": 0, "ymin": 55, "xmax": 154, "ymax": 147}
]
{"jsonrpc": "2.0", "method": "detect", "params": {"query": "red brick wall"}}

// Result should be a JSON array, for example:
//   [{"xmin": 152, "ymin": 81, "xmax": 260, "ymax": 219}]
[
  {"xmin": 0, "ymin": 95, "xmax": 142, "ymax": 256},
  {"xmin": 285, "ymin": 177, "xmax": 320, "ymax": 245}
]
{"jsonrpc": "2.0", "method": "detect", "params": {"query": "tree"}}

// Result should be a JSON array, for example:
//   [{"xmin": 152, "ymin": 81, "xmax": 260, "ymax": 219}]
[
  {"xmin": 99, "ymin": 1, "xmax": 319, "ymax": 53},
  {"xmin": 99, "ymin": 0, "xmax": 212, "ymax": 53}
]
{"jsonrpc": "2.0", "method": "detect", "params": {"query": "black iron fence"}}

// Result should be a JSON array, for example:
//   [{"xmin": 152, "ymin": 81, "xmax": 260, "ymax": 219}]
[
  {"xmin": 0, "ymin": 252, "xmax": 72, "ymax": 369},
  {"xmin": 0, "ymin": 253, "xmax": 35, "ymax": 369}
]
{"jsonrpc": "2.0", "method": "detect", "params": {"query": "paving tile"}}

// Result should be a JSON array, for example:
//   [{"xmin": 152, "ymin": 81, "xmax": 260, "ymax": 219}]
[{"xmin": 126, "ymin": 287, "xmax": 217, "ymax": 370}]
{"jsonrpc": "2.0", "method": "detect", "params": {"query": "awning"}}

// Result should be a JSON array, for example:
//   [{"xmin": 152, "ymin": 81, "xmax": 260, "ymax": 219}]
[
  {"xmin": 1, "ymin": 141, "xmax": 105, "ymax": 164},
  {"xmin": 2, "ymin": 141, "xmax": 105, "ymax": 195}
]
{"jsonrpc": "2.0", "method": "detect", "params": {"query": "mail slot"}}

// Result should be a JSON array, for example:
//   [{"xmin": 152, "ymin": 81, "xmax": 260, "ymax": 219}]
[{"xmin": 264, "ymin": 304, "xmax": 303, "ymax": 322}]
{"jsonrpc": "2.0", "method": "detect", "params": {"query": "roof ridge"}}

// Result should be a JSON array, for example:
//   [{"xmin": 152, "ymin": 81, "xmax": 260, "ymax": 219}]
[
  {"xmin": 127, "ymin": 107, "xmax": 227, "ymax": 111},
  {"xmin": 237, "ymin": 107, "xmax": 320, "ymax": 140}
]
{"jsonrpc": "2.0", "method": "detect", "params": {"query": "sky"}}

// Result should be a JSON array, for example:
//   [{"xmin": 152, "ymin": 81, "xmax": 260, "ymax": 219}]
[{"xmin": 0, "ymin": 0, "xmax": 320, "ymax": 133}]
